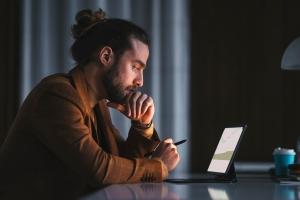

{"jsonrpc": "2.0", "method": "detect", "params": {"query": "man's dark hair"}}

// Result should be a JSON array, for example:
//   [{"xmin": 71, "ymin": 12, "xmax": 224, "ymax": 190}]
[{"xmin": 71, "ymin": 9, "xmax": 149, "ymax": 65}]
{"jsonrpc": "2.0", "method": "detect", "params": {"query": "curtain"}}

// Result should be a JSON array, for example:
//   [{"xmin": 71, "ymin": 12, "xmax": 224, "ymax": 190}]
[
  {"xmin": 0, "ymin": 0, "xmax": 20, "ymax": 146},
  {"xmin": 21, "ymin": 0, "xmax": 190, "ymax": 173}
]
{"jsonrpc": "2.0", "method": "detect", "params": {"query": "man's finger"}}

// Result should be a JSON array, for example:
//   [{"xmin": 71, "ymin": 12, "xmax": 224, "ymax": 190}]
[
  {"xmin": 141, "ymin": 97, "xmax": 153, "ymax": 115},
  {"xmin": 136, "ymin": 94, "xmax": 148, "ymax": 119},
  {"xmin": 164, "ymin": 138, "xmax": 173, "ymax": 144},
  {"xmin": 125, "ymin": 93, "xmax": 134, "ymax": 117},
  {"xmin": 129, "ymin": 92, "xmax": 141, "ymax": 119},
  {"xmin": 107, "ymin": 102, "xmax": 126, "ymax": 113}
]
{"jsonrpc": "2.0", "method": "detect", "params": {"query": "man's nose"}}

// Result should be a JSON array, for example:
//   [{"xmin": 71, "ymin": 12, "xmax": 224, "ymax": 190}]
[{"xmin": 134, "ymin": 72, "xmax": 143, "ymax": 87}]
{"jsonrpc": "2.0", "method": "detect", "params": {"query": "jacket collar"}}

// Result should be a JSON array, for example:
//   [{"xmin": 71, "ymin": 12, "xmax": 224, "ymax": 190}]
[{"xmin": 69, "ymin": 66, "xmax": 108, "ymax": 114}]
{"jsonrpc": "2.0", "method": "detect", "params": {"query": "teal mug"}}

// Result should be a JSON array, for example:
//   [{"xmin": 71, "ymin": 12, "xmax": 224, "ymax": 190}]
[{"xmin": 273, "ymin": 147, "xmax": 296, "ymax": 177}]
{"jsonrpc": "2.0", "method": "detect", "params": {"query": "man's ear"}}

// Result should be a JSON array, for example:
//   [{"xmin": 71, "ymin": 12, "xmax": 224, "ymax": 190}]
[{"xmin": 98, "ymin": 46, "xmax": 114, "ymax": 67}]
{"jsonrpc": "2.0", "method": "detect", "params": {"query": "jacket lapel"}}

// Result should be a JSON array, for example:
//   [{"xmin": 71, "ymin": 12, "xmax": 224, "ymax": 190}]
[{"xmin": 95, "ymin": 100, "xmax": 119, "ymax": 155}]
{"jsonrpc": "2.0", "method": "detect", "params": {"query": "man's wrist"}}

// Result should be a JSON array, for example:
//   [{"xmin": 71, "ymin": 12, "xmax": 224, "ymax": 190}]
[{"xmin": 131, "ymin": 120, "xmax": 153, "ymax": 129}]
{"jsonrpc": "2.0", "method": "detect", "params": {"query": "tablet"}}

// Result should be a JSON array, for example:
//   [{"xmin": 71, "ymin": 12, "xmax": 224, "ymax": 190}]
[{"xmin": 165, "ymin": 125, "xmax": 247, "ymax": 183}]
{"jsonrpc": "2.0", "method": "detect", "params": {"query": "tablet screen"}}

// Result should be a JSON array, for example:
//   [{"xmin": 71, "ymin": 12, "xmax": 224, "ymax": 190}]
[{"xmin": 207, "ymin": 127, "xmax": 244, "ymax": 173}]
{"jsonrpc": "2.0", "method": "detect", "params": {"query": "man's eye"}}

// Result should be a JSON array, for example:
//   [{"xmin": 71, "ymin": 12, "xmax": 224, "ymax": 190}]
[
  {"xmin": 132, "ymin": 66, "xmax": 139, "ymax": 70},
  {"xmin": 132, "ymin": 65, "xmax": 145, "ymax": 72}
]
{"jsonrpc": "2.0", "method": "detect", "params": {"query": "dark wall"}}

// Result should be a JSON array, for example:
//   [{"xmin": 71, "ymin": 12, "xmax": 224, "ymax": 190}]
[
  {"xmin": 191, "ymin": 1, "xmax": 300, "ymax": 172},
  {"xmin": 0, "ymin": 0, "xmax": 20, "ymax": 146}
]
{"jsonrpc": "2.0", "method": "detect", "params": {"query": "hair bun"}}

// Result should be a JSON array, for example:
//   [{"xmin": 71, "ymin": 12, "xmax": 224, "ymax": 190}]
[{"xmin": 72, "ymin": 8, "xmax": 107, "ymax": 39}]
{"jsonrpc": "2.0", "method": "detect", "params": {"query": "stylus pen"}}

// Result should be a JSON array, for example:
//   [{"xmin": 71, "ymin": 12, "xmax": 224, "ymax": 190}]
[
  {"xmin": 174, "ymin": 139, "xmax": 187, "ymax": 146},
  {"xmin": 144, "ymin": 139, "xmax": 187, "ymax": 158}
]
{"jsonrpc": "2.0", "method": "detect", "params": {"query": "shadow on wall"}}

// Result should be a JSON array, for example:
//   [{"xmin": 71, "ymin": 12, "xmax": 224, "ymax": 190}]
[{"xmin": 0, "ymin": 0, "xmax": 20, "ymax": 147}]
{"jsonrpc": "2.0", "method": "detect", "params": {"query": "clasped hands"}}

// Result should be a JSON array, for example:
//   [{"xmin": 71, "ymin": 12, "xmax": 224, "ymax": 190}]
[{"xmin": 107, "ymin": 91, "xmax": 180, "ymax": 171}]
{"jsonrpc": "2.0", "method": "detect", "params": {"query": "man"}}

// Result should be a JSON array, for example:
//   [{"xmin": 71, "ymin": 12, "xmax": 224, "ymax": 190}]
[{"xmin": 0, "ymin": 8, "xmax": 180, "ymax": 197}]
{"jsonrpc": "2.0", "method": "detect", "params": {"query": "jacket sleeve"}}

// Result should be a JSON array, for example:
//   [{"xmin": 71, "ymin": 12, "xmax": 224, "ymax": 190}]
[
  {"xmin": 113, "ymin": 124, "xmax": 162, "ymax": 159},
  {"xmin": 32, "ymin": 82, "xmax": 168, "ymax": 186}
]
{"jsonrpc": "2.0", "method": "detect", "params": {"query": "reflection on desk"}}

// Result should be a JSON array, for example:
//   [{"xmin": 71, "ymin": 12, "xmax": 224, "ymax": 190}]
[
  {"xmin": 208, "ymin": 186, "xmax": 230, "ymax": 200},
  {"xmin": 80, "ymin": 183, "xmax": 180, "ymax": 200},
  {"xmin": 80, "ymin": 174, "xmax": 300, "ymax": 200}
]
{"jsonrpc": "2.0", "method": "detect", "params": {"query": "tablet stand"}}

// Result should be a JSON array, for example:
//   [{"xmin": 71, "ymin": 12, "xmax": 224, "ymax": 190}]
[{"xmin": 215, "ymin": 163, "xmax": 237, "ymax": 183}]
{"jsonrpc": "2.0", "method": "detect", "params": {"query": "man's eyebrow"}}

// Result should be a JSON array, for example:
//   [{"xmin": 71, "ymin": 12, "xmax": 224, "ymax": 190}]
[{"xmin": 133, "ymin": 60, "xmax": 146, "ymax": 68}]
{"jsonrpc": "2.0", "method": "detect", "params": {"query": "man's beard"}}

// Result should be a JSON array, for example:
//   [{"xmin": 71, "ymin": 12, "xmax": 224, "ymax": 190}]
[{"xmin": 103, "ymin": 64, "xmax": 136, "ymax": 103}]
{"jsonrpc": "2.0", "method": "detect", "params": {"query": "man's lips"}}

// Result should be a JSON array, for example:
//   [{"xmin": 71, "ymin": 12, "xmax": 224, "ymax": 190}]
[
  {"xmin": 124, "ymin": 89, "xmax": 133, "ymax": 96},
  {"xmin": 126, "ymin": 88, "xmax": 138, "ymax": 94}
]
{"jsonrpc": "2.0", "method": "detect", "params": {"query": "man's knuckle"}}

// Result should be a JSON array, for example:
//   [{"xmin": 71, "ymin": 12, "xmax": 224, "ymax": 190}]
[
  {"xmin": 130, "ymin": 98, "xmax": 135, "ymax": 104},
  {"xmin": 148, "ymin": 96, "xmax": 153, "ymax": 102},
  {"xmin": 147, "ymin": 101, "xmax": 152, "ymax": 106},
  {"xmin": 146, "ymin": 97, "xmax": 151, "ymax": 102}
]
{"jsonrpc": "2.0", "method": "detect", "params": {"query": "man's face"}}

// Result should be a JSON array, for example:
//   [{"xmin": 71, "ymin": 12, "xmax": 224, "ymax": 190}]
[{"xmin": 103, "ymin": 38, "xmax": 149, "ymax": 103}]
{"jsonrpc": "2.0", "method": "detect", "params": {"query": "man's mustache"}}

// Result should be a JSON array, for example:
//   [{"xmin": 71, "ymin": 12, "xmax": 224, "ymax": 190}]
[
  {"xmin": 127, "ymin": 87, "xmax": 138, "ymax": 93},
  {"xmin": 119, "ymin": 87, "xmax": 139, "ymax": 103}
]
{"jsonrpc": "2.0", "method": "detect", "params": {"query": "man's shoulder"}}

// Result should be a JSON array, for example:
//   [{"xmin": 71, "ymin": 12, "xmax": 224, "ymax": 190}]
[
  {"xmin": 38, "ymin": 72, "xmax": 74, "ymax": 90},
  {"xmin": 31, "ymin": 73, "xmax": 87, "ymax": 112},
  {"xmin": 36, "ymin": 73, "xmax": 80, "ymax": 101},
  {"xmin": 41, "ymin": 73, "xmax": 72, "ymax": 86}
]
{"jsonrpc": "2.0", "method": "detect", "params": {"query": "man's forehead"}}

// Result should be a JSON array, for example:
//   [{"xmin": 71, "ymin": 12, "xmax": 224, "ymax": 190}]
[
  {"xmin": 130, "ymin": 38, "xmax": 148, "ymax": 50},
  {"xmin": 123, "ymin": 38, "xmax": 149, "ymax": 63}
]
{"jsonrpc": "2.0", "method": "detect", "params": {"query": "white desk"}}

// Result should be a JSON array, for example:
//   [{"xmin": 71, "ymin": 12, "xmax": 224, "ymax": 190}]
[{"xmin": 80, "ymin": 174, "xmax": 299, "ymax": 200}]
